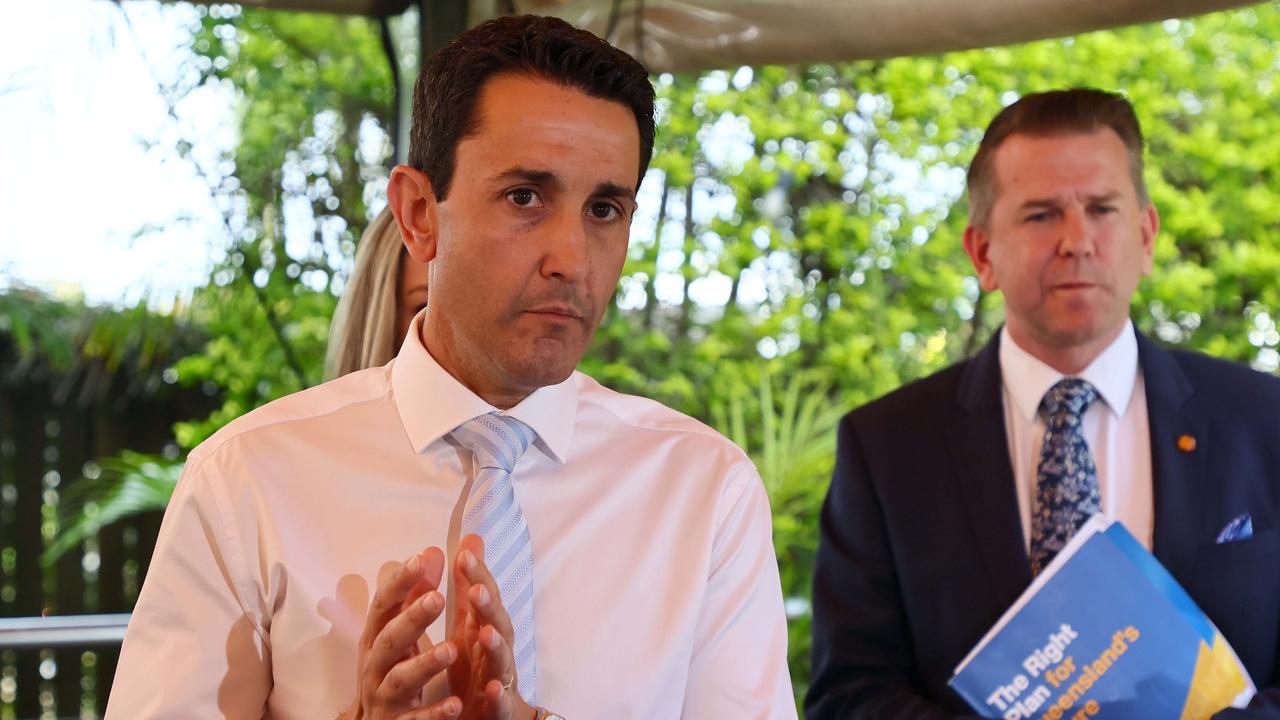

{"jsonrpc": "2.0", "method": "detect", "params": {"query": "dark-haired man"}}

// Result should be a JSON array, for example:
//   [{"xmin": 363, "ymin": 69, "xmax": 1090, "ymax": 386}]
[
  {"xmin": 108, "ymin": 16, "xmax": 794, "ymax": 720},
  {"xmin": 807, "ymin": 88, "xmax": 1280, "ymax": 719}
]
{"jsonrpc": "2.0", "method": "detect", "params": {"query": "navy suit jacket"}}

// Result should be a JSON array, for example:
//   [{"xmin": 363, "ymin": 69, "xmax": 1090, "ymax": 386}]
[{"xmin": 807, "ymin": 330, "xmax": 1280, "ymax": 719}]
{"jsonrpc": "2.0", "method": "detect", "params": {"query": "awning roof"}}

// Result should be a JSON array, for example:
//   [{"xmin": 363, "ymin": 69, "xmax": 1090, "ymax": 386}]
[
  {"xmin": 514, "ymin": 0, "xmax": 1261, "ymax": 71},
  {"xmin": 197, "ymin": 0, "xmax": 1261, "ymax": 72}
]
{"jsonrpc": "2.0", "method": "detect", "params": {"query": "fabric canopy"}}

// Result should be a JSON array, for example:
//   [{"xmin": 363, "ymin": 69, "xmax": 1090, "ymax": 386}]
[
  {"xmin": 189, "ymin": 0, "xmax": 1261, "ymax": 72},
  {"xmin": 500, "ymin": 0, "xmax": 1261, "ymax": 71}
]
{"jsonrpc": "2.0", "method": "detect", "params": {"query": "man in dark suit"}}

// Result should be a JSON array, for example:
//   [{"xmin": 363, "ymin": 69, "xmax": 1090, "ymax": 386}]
[{"xmin": 806, "ymin": 88, "xmax": 1280, "ymax": 719}]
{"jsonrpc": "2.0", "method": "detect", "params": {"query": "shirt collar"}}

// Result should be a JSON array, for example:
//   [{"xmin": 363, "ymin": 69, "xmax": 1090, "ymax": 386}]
[
  {"xmin": 390, "ymin": 310, "xmax": 577, "ymax": 464},
  {"xmin": 999, "ymin": 319, "xmax": 1139, "ymax": 422}
]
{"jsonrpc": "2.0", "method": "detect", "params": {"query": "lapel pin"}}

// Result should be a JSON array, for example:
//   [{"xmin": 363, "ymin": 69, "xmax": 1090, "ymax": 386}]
[{"xmin": 1177, "ymin": 434, "xmax": 1197, "ymax": 453}]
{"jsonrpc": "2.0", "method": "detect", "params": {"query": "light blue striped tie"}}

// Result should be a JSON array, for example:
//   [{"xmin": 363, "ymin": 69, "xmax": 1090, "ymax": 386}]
[{"xmin": 450, "ymin": 413, "xmax": 538, "ymax": 703}]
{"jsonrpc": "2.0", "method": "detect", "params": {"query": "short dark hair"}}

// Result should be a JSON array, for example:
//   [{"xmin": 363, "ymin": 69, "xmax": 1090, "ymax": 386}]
[
  {"xmin": 408, "ymin": 15, "xmax": 656, "ymax": 201},
  {"xmin": 967, "ymin": 88, "xmax": 1148, "ymax": 227}
]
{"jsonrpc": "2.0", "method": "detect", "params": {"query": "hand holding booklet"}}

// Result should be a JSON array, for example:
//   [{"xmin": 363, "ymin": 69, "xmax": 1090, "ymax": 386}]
[{"xmin": 949, "ymin": 516, "xmax": 1255, "ymax": 720}]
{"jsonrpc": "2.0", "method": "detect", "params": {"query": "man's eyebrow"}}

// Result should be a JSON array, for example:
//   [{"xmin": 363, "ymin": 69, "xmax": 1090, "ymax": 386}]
[
  {"xmin": 1017, "ymin": 198, "xmax": 1061, "ymax": 211},
  {"xmin": 1017, "ymin": 191, "xmax": 1122, "ymax": 211},
  {"xmin": 492, "ymin": 167, "xmax": 564, "ymax": 192},
  {"xmin": 595, "ymin": 181, "xmax": 637, "ymax": 203},
  {"xmin": 490, "ymin": 167, "xmax": 636, "ymax": 204},
  {"xmin": 1085, "ymin": 191, "xmax": 1122, "ymax": 203}
]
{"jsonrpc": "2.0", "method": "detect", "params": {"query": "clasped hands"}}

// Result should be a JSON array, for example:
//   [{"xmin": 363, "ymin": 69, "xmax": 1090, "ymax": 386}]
[{"xmin": 342, "ymin": 534, "xmax": 536, "ymax": 720}]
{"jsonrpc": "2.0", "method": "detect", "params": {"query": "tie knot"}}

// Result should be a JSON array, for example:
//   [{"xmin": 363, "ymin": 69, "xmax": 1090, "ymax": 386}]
[
  {"xmin": 1040, "ymin": 378, "xmax": 1099, "ymax": 422},
  {"xmin": 450, "ymin": 413, "xmax": 536, "ymax": 473}
]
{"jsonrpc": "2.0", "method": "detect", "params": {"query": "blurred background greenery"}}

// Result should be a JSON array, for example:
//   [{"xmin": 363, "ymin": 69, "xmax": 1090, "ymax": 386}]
[{"xmin": 3, "ymin": 1, "xmax": 1280, "ymax": 715}]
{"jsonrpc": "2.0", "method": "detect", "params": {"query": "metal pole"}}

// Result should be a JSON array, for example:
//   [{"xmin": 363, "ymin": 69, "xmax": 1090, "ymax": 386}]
[
  {"xmin": 0, "ymin": 614, "xmax": 132, "ymax": 649},
  {"xmin": 419, "ymin": 0, "xmax": 470, "ymax": 61}
]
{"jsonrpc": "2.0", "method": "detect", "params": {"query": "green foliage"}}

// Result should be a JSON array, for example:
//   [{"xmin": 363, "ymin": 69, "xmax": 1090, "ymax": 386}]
[
  {"xmin": 0, "ymin": 288, "xmax": 204, "ymax": 400},
  {"xmin": 41, "ymin": 452, "xmax": 182, "ymax": 567},
  {"xmin": 171, "ymin": 276, "xmax": 334, "ymax": 448},
  {"xmin": 45, "ymin": 2, "xmax": 1280, "ymax": 708},
  {"xmin": 0, "ymin": 289, "xmax": 202, "ymax": 570},
  {"xmin": 162, "ymin": 4, "xmax": 398, "ymax": 448},
  {"xmin": 710, "ymin": 369, "xmax": 848, "ymax": 704}
]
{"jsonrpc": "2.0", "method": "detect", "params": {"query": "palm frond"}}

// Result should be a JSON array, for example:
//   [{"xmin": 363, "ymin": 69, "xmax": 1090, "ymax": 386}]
[
  {"xmin": 42, "ymin": 451, "xmax": 182, "ymax": 567},
  {"xmin": 710, "ymin": 368, "xmax": 846, "ymax": 501}
]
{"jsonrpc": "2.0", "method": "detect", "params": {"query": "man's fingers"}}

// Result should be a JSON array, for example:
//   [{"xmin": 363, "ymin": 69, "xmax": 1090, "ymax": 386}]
[
  {"xmin": 467, "ymin": 581, "xmax": 515, "ymax": 647},
  {"xmin": 405, "ymin": 547, "xmax": 446, "ymax": 608},
  {"xmin": 362, "ymin": 549, "xmax": 442, "ymax": 650},
  {"xmin": 451, "ymin": 605, "xmax": 478, "ymax": 654},
  {"xmin": 365, "ymin": 590, "xmax": 446, "ymax": 688},
  {"xmin": 482, "ymin": 677, "xmax": 518, "ymax": 720},
  {"xmin": 394, "ymin": 696, "xmax": 462, "ymax": 720},
  {"xmin": 452, "ymin": 536, "xmax": 480, "ymax": 616},
  {"xmin": 478, "ymin": 624, "xmax": 512, "ymax": 680},
  {"xmin": 478, "ymin": 624, "xmax": 518, "ymax": 716},
  {"xmin": 445, "ymin": 609, "xmax": 478, "ymax": 700},
  {"xmin": 458, "ymin": 536, "xmax": 515, "ymax": 645},
  {"xmin": 375, "ymin": 640, "xmax": 457, "ymax": 708}
]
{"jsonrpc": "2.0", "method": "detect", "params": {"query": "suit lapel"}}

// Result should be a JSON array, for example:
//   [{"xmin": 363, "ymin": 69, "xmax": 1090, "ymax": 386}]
[
  {"xmin": 945, "ymin": 333, "xmax": 1033, "ymax": 607},
  {"xmin": 1138, "ymin": 332, "xmax": 1207, "ymax": 581}
]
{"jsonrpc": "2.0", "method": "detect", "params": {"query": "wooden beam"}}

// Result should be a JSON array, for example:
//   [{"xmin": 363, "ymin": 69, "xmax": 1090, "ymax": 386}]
[{"xmin": 178, "ymin": 0, "xmax": 416, "ymax": 17}]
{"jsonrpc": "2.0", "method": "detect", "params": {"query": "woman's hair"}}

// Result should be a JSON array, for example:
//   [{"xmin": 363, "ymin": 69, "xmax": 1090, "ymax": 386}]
[{"xmin": 324, "ymin": 206, "xmax": 407, "ymax": 380}]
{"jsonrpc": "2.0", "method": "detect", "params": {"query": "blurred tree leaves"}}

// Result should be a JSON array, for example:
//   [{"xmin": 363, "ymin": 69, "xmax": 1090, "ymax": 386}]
[
  {"xmin": 40, "ymin": 451, "xmax": 184, "ymax": 568},
  {"xmin": 168, "ymin": 4, "xmax": 398, "ymax": 447},
  {"xmin": 0, "ymin": 289, "xmax": 204, "ymax": 405}
]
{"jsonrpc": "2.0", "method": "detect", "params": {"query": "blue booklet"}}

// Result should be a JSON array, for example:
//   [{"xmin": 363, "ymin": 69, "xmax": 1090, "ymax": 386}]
[{"xmin": 949, "ymin": 516, "xmax": 1255, "ymax": 719}]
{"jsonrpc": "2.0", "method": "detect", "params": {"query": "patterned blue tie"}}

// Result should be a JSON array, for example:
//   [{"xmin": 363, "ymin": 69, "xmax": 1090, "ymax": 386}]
[
  {"xmin": 1029, "ymin": 378, "xmax": 1101, "ymax": 576},
  {"xmin": 450, "ymin": 413, "xmax": 538, "ymax": 703}
]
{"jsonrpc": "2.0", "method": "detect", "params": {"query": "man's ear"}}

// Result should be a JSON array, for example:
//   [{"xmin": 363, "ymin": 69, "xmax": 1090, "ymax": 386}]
[
  {"xmin": 1138, "ymin": 202, "xmax": 1159, "ymax": 276},
  {"xmin": 962, "ymin": 223, "xmax": 1000, "ymax": 292},
  {"xmin": 387, "ymin": 165, "xmax": 439, "ymax": 264}
]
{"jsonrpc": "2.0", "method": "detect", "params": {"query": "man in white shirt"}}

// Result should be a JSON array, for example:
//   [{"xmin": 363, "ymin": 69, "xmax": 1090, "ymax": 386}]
[
  {"xmin": 107, "ymin": 15, "xmax": 795, "ymax": 720},
  {"xmin": 807, "ymin": 88, "xmax": 1280, "ymax": 719}
]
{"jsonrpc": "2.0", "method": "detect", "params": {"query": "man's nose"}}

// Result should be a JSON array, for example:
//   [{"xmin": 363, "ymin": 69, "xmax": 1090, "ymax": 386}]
[
  {"xmin": 540, "ymin": 208, "xmax": 589, "ymax": 282},
  {"xmin": 1057, "ymin": 205, "xmax": 1096, "ymax": 258}
]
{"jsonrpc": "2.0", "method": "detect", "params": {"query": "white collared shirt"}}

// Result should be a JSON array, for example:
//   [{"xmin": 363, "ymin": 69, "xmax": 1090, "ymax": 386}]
[
  {"xmin": 107, "ymin": 312, "xmax": 796, "ymax": 720},
  {"xmin": 999, "ymin": 321, "xmax": 1154, "ymax": 550}
]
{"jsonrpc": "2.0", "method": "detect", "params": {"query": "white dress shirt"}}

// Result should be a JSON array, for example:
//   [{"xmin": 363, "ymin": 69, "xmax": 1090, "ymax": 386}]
[
  {"xmin": 999, "ymin": 321, "xmax": 1154, "ymax": 550},
  {"xmin": 106, "ymin": 311, "xmax": 795, "ymax": 719}
]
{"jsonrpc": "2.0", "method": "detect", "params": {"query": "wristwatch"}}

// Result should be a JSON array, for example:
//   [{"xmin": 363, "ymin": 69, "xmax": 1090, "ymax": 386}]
[{"xmin": 534, "ymin": 709, "xmax": 565, "ymax": 720}]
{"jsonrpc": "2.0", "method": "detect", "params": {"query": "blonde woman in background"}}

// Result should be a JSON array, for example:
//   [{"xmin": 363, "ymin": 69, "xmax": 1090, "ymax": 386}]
[{"xmin": 324, "ymin": 206, "xmax": 429, "ymax": 379}]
